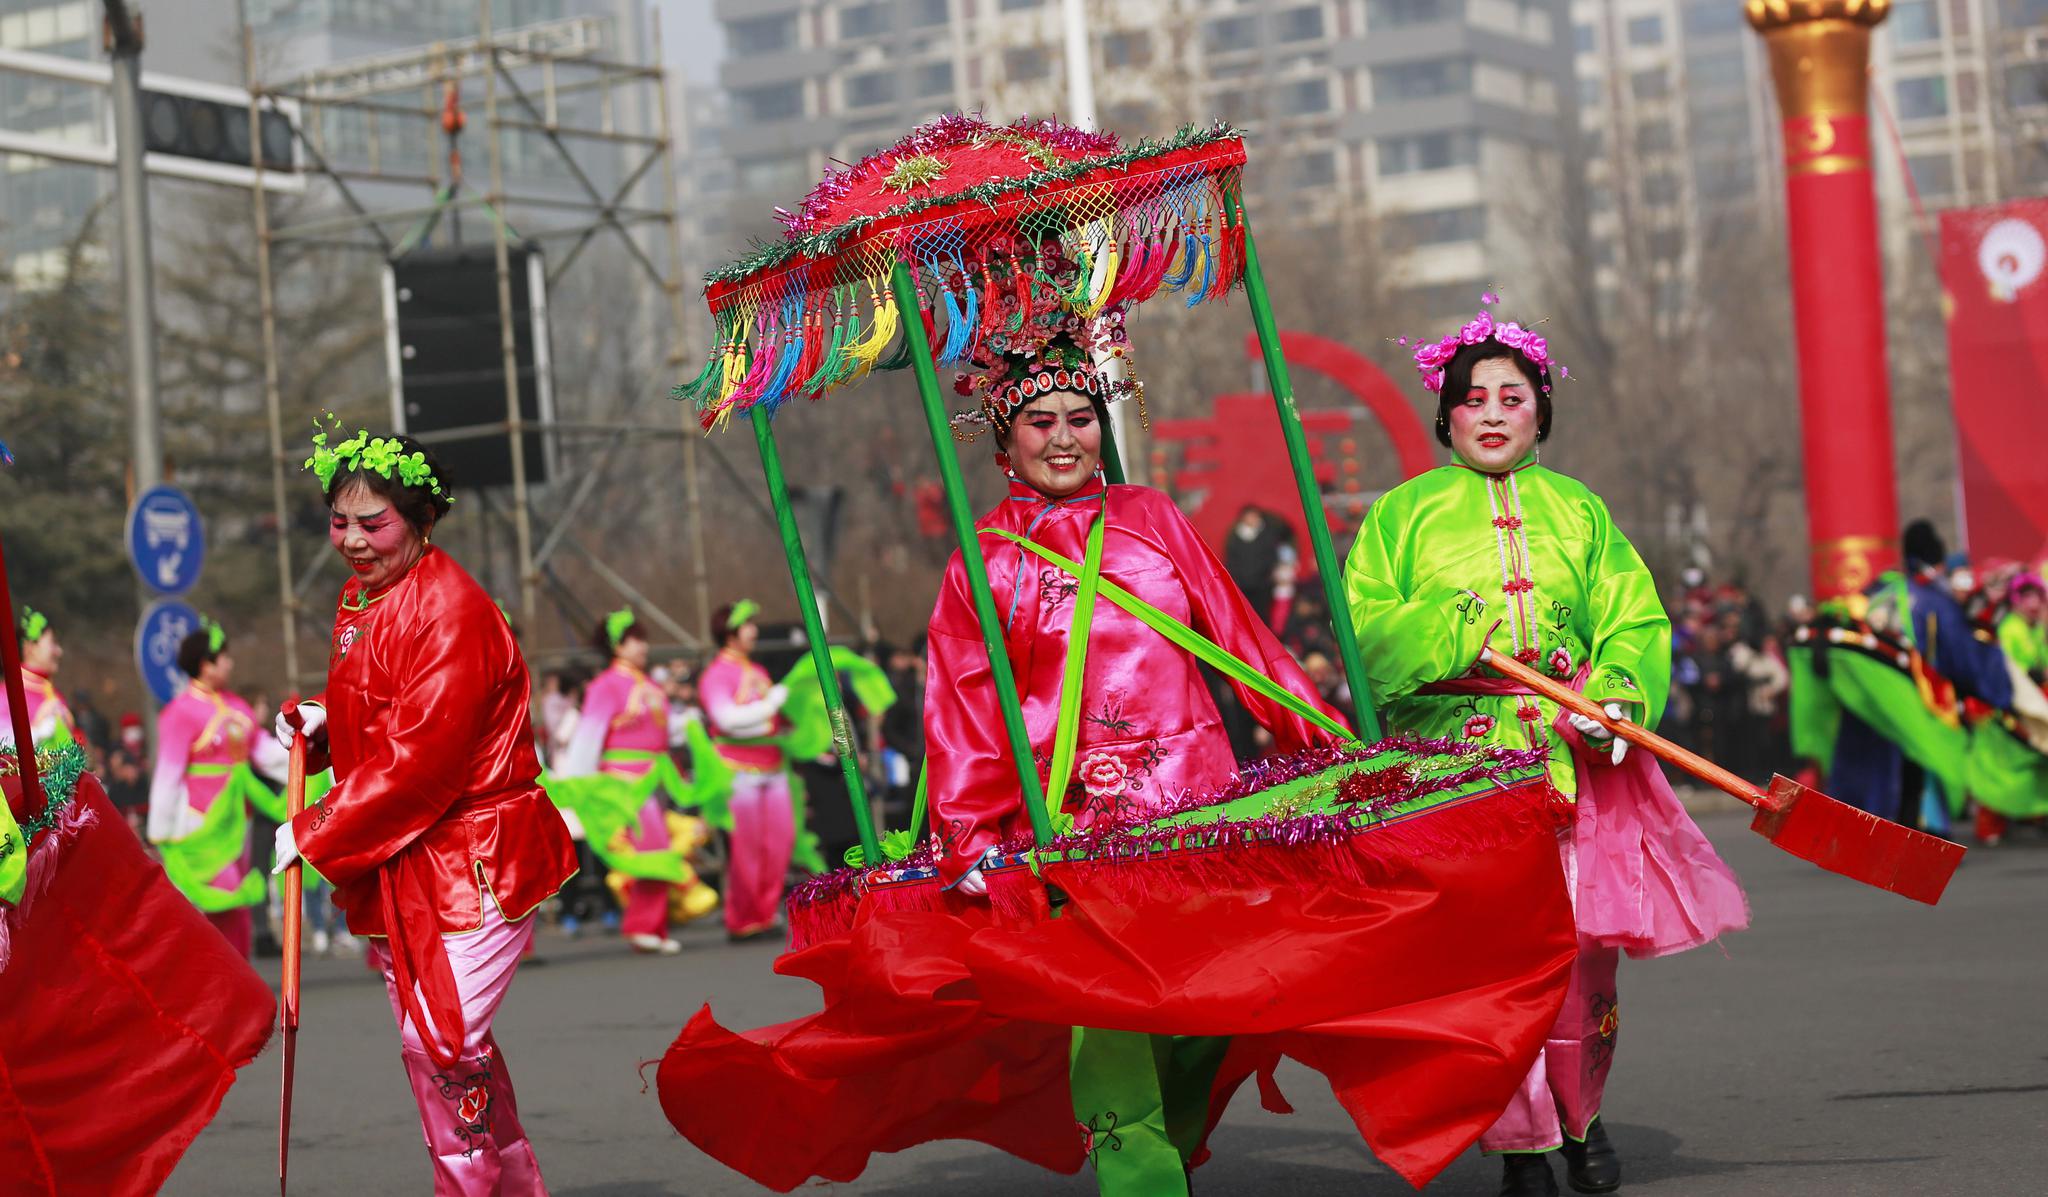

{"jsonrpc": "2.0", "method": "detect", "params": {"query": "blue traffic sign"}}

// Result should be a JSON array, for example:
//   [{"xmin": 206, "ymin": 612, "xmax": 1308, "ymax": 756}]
[
  {"xmin": 127, "ymin": 484, "xmax": 205, "ymax": 595},
  {"xmin": 136, "ymin": 599, "xmax": 203, "ymax": 705}
]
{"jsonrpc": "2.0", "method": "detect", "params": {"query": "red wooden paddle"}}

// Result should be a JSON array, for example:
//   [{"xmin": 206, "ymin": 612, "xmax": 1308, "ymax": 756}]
[
  {"xmin": 279, "ymin": 735, "xmax": 306, "ymax": 1194},
  {"xmin": 1481, "ymin": 646, "xmax": 1964, "ymax": 905},
  {"xmin": 0, "ymin": 527, "xmax": 42, "ymax": 809}
]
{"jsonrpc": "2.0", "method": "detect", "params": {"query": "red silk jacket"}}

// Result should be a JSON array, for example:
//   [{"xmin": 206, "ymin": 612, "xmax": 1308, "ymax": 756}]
[{"xmin": 294, "ymin": 547, "xmax": 575, "ymax": 939}]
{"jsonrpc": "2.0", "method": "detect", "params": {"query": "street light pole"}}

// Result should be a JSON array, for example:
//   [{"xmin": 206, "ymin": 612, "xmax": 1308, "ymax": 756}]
[{"xmin": 103, "ymin": 0, "xmax": 163, "ymax": 498}]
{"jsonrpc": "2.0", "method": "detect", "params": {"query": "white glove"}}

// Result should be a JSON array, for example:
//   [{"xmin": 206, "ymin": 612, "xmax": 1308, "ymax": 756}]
[
  {"xmin": 274, "ymin": 700, "xmax": 326, "ymax": 747},
  {"xmin": 1566, "ymin": 703, "xmax": 1630, "ymax": 766},
  {"xmin": 765, "ymin": 684, "xmax": 790, "ymax": 711},
  {"xmin": 271, "ymin": 820, "xmax": 301, "ymax": 875},
  {"xmin": 949, "ymin": 846, "xmax": 999, "ymax": 898}
]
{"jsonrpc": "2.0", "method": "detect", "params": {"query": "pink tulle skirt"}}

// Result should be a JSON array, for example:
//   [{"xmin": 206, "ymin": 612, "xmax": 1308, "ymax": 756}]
[{"xmin": 1558, "ymin": 715, "xmax": 1750, "ymax": 958}]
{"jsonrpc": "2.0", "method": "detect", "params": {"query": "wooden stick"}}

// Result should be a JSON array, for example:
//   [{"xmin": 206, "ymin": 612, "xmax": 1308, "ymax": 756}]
[
  {"xmin": 278, "ymin": 736, "xmax": 306, "ymax": 1195},
  {"xmin": 1479, "ymin": 647, "xmax": 1762, "ymax": 805}
]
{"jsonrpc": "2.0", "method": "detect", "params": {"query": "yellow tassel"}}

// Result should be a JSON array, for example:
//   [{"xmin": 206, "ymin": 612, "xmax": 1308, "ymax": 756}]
[
  {"xmin": 843, "ymin": 284, "xmax": 898, "ymax": 382},
  {"xmin": 1081, "ymin": 225, "xmax": 1119, "ymax": 317}
]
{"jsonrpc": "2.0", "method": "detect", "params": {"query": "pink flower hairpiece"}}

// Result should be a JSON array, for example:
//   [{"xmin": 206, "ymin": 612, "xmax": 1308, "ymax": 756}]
[{"xmin": 1397, "ymin": 292, "xmax": 1569, "ymax": 395}]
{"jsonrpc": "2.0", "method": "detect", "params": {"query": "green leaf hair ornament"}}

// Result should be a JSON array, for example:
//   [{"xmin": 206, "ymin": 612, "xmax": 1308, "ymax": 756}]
[
  {"xmin": 726, "ymin": 599, "xmax": 760, "ymax": 630},
  {"xmin": 19, "ymin": 606, "xmax": 49, "ymax": 644},
  {"xmin": 302, "ymin": 413, "xmax": 453, "ymax": 503},
  {"xmin": 605, "ymin": 607, "xmax": 637, "ymax": 649},
  {"xmin": 203, "ymin": 616, "xmax": 227, "ymax": 656}
]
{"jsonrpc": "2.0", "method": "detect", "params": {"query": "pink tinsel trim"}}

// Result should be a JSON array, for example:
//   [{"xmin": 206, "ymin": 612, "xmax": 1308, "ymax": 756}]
[
  {"xmin": 783, "ymin": 736, "xmax": 1549, "ymax": 950},
  {"xmin": 777, "ymin": 114, "xmax": 1122, "ymax": 240},
  {"xmin": 787, "ymin": 779, "xmax": 1562, "ymax": 951}
]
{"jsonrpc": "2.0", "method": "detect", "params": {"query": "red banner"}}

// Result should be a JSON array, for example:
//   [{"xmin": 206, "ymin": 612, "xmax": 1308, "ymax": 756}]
[{"xmin": 1940, "ymin": 199, "xmax": 2048, "ymax": 566}]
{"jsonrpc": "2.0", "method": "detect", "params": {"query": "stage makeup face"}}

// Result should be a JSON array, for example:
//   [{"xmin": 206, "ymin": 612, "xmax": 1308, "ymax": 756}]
[
  {"xmin": 1006, "ymin": 389, "xmax": 1102, "ymax": 499},
  {"xmin": 329, "ymin": 481, "xmax": 430, "ymax": 593},
  {"xmin": 1449, "ymin": 357, "xmax": 1541, "ymax": 473},
  {"xmin": 22, "ymin": 630, "xmax": 60, "ymax": 676},
  {"xmin": 617, "ymin": 630, "xmax": 651, "ymax": 671}
]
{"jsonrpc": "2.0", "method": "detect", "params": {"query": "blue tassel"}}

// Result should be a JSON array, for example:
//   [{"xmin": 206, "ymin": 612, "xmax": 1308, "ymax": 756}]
[{"xmin": 1186, "ymin": 234, "xmax": 1215, "ymax": 308}]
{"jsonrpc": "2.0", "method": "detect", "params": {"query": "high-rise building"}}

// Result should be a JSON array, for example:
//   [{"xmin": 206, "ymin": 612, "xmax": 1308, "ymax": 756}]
[
  {"xmin": 1, "ymin": 2, "xmax": 99, "ymax": 284},
  {"xmin": 704, "ymin": 0, "xmax": 1581, "ymax": 316},
  {"xmin": 1570, "ymin": 0, "xmax": 2048, "ymax": 308},
  {"xmin": 1868, "ymin": 0, "xmax": 2048, "ymax": 257}
]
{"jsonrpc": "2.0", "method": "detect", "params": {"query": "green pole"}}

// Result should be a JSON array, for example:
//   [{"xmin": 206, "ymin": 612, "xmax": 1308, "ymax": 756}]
[
  {"xmin": 890, "ymin": 261, "xmax": 1055, "ymax": 847},
  {"xmin": 1099, "ymin": 414, "xmax": 1126, "ymax": 484},
  {"xmin": 1240, "ymin": 225, "xmax": 1384, "ymax": 741},
  {"xmin": 748, "ymin": 407, "xmax": 883, "ymax": 865}
]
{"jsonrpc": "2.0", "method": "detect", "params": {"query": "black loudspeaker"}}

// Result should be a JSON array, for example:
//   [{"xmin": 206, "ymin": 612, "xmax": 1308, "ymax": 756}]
[{"xmin": 384, "ymin": 243, "xmax": 555, "ymax": 489}]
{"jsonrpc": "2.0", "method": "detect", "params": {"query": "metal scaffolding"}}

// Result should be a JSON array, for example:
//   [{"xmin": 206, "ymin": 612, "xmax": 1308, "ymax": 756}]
[{"xmin": 244, "ymin": 7, "xmax": 711, "ymax": 688}]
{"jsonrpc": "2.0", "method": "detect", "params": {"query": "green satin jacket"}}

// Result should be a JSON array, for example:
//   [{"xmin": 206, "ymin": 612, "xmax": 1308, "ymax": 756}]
[{"xmin": 1344, "ymin": 456, "xmax": 1671, "ymax": 794}]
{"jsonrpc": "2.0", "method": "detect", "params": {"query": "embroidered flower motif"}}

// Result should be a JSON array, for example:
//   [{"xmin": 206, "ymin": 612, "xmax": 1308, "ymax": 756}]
[
  {"xmin": 1462, "ymin": 714, "xmax": 1496, "ymax": 740},
  {"xmin": 1548, "ymin": 647, "xmax": 1573, "ymax": 675},
  {"xmin": 1078, "ymin": 751, "xmax": 1130, "ymax": 800},
  {"xmin": 457, "ymin": 1083, "xmax": 489, "ymax": 1125},
  {"xmin": 1516, "ymin": 702, "xmax": 1544, "ymax": 722}
]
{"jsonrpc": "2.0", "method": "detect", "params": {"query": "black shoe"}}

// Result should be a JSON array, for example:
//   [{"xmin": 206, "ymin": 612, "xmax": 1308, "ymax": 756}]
[
  {"xmin": 1559, "ymin": 1117, "xmax": 1621, "ymax": 1193},
  {"xmin": 1499, "ymin": 1152, "xmax": 1560, "ymax": 1197}
]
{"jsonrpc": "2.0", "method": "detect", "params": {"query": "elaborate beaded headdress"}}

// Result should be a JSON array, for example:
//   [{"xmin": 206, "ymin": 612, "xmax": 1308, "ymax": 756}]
[{"xmin": 948, "ymin": 245, "xmax": 1145, "ymax": 441}]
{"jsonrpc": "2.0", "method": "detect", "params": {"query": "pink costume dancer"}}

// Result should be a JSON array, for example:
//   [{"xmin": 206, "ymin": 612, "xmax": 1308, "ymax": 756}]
[
  {"xmin": 146, "ymin": 621, "xmax": 288, "ymax": 957},
  {"xmin": 558, "ymin": 608, "xmax": 693, "ymax": 954},
  {"xmin": 0, "ymin": 606, "xmax": 76, "ymax": 751},
  {"xmin": 699, "ymin": 600, "xmax": 794, "ymax": 939}
]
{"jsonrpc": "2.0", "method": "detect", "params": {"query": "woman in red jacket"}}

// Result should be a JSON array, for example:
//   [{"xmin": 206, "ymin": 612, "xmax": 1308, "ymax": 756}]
[{"xmin": 273, "ymin": 425, "xmax": 576, "ymax": 1196}]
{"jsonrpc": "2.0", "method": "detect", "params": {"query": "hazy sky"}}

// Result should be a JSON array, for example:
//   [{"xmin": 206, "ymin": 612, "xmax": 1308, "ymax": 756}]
[{"xmin": 652, "ymin": 0, "xmax": 724, "ymax": 89}]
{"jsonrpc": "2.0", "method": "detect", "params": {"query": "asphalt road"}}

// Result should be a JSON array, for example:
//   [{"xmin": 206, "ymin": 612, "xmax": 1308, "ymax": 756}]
[{"xmin": 168, "ymin": 812, "xmax": 2048, "ymax": 1196}]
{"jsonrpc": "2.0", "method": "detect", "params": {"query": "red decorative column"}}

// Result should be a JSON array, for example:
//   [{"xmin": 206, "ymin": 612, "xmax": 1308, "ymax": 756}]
[{"xmin": 1748, "ymin": 0, "xmax": 1901, "ymax": 599}]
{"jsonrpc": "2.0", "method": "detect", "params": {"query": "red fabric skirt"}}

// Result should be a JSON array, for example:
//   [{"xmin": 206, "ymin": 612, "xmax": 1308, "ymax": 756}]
[
  {"xmin": 1, "ymin": 771, "xmax": 277, "ymax": 1196},
  {"xmin": 657, "ymin": 779, "xmax": 1576, "ymax": 1191}
]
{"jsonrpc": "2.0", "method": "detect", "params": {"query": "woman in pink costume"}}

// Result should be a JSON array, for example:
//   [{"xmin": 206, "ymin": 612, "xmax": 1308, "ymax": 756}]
[
  {"xmin": 698, "ymin": 600, "xmax": 794, "ymax": 941},
  {"xmin": 0, "ymin": 606, "xmax": 77, "ymax": 750},
  {"xmin": 556, "ymin": 608, "xmax": 715, "ymax": 954},
  {"xmin": 146, "ymin": 619, "xmax": 289, "ymax": 957},
  {"xmin": 1347, "ymin": 299, "xmax": 1748, "ymax": 1197}
]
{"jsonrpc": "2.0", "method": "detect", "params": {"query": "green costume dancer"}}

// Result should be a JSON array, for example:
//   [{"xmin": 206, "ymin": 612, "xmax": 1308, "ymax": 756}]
[
  {"xmin": 1345, "ymin": 452, "xmax": 1668, "ymax": 789},
  {"xmin": 1969, "ymin": 583, "xmax": 2048, "ymax": 825}
]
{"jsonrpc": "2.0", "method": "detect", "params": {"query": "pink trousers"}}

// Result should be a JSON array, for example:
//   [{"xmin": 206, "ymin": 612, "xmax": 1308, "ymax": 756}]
[
  {"xmin": 723, "ymin": 770, "xmax": 794, "ymax": 936},
  {"xmin": 621, "ymin": 797, "xmax": 673, "ymax": 940},
  {"xmin": 1480, "ymin": 824, "xmax": 1621, "ymax": 1153},
  {"xmin": 370, "ymin": 902, "xmax": 549, "ymax": 1196}
]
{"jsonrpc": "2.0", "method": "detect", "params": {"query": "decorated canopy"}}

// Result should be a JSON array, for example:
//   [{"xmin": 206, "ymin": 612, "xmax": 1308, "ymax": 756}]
[{"xmin": 673, "ymin": 115, "xmax": 1251, "ymax": 429}]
